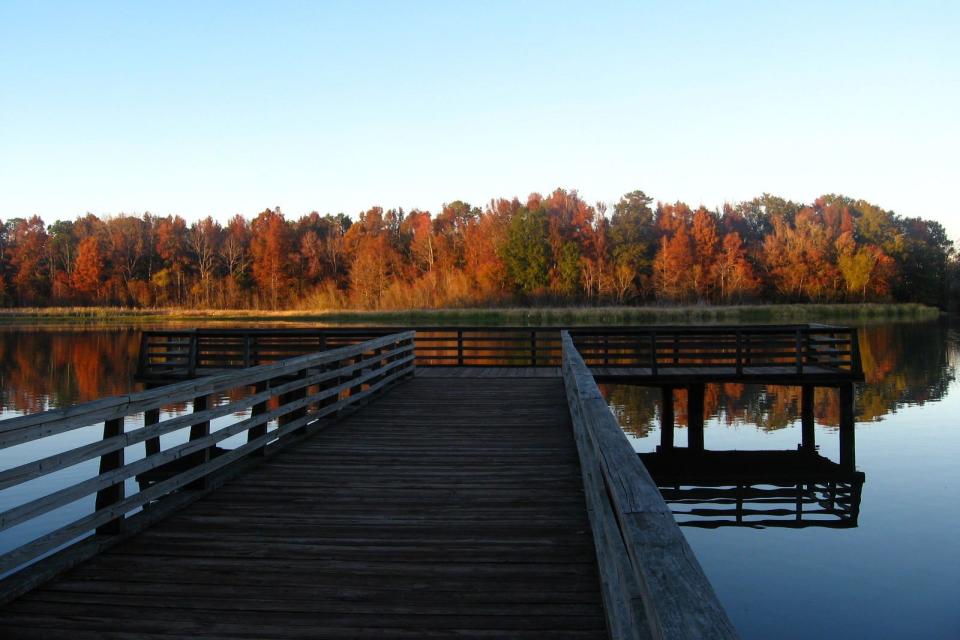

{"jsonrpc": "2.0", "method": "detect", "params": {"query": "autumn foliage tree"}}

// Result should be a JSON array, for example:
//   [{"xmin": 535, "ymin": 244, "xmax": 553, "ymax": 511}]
[{"xmin": 0, "ymin": 188, "xmax": 952, "ymax": 310}]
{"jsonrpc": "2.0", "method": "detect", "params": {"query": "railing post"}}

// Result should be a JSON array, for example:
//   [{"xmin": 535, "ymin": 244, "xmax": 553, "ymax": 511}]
[
  {"xmin": 349, "ymin": 354, "xmax": 364, "ymax": 397},
  {"xmin": 188, "ymin": 333, "xmax": 198, "ymax": 377},
  {"xmin": 849, "ymin": 328, "xmax": 862, "ymax": 375},
  {"xmin": 530, "ymin": 330, "xmax": 537, "ymax": 367},
  {"xmin": 247, "ymin": 381, "xmax": 269, "ymax": 452},
  {"xmin": 795, "ymin": 328, "xmax": 803, "ymax": 375},
  {"xmin": 279, "ymin": 370, "xmax": 308, "ymax": 435},
  {"xmin": 144, "ymin": 404, "xmax": 160, "ymax": 457},
  {"xmin": 188, "ymin": 395, "xmax": 211, "ymax": 489},
  {"xmin": 457, "ymin": 330, "xmax": 464, "ymax": 366},
  {"xmin": 243, "ymin": 335, "xmax": 251, "ymax": 368},
  {"xmin": 650, "ymin": 332, "xmax": 658, "ymax": 376},
  {"xmin": 95, "ymin": 417, "xmax": 125, "ymax": 535},
  {"xmin": 735, "ymin": 331, "xmax": 743, "ymax": 376}
]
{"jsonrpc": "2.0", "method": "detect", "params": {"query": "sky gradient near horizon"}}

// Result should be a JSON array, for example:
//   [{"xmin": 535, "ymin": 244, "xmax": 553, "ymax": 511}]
[{"xmin": 1, "ymin": 1, "xmax": 958, "ymax": 239}]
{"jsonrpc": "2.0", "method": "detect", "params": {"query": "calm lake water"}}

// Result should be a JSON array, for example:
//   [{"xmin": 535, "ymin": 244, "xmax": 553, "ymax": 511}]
[{"xmin": 0, "ymin": 319, "xmax": 957, "ymax": 638}]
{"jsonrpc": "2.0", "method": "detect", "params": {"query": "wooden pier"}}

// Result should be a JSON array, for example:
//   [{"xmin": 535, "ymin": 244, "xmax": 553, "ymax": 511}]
[{"xmin": 0, "ymin": 324, "xmax": 864, "ymax": 639}]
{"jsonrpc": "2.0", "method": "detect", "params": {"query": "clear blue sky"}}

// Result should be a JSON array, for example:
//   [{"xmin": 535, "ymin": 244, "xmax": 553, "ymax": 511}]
[{"xmin": 1, "ymin": 1, "xmax": 958, "ymax": 239}]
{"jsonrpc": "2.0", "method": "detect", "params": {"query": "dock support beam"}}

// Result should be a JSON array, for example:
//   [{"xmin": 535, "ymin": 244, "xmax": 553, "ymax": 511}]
[
  {"xmin": 660, "ymin": 386, "xmax": 674, "ymax": 451},
  {"xmin": 687, "ymin": 383, "xmax": 705, "ymax": 452},
  {"xmin": 801, "ymin": 384, "xmax": 815, "ymax": 453},
  {"xmin": 839, "ymin": 383, "xmax": 856, "ymax": 471}
]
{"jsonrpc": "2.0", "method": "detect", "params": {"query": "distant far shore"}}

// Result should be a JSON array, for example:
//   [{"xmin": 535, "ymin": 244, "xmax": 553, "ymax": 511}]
[{"xmin": 0, "ymin": 303, "xmax": 941, "ymax": 326}]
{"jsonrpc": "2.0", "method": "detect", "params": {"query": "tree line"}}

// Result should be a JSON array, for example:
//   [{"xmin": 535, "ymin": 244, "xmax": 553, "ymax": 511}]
[{"xmin": 0, "ymin": 189, "xmax": 955, "ymax": 310}]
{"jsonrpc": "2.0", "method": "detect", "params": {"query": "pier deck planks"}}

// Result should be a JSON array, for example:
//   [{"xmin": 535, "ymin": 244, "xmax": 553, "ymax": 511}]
[{"xmin": 0, "ymin": 378, "xmax": 607, "ymax": 639}]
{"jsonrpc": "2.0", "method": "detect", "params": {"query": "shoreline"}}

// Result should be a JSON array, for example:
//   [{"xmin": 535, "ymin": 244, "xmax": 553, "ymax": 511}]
[{"xmin": 0, "ymin": 303, "xmax": 941, "ymax": 326}]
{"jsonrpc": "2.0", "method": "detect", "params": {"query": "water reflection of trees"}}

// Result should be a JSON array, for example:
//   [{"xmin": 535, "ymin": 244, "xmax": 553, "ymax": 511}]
[
  {"xmin": 0, "ymin": 327, "xmax": 142, "ymax": 413},
  {"xmin": 0, "ymin": 320, "xmax": 954, "ymax": 422},
  {"xmin": 604, "ymin": 320, "xmax": 956, "ymax": 437}
]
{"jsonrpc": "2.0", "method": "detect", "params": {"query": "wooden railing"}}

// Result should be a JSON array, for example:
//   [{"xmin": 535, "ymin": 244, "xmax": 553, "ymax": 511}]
[
  {"xmin": 561, "ymin": 331, "xmax": 738, "ymax": 640},
  {"xmin": 137, "ymin": 324, "xmax": 862, "ymax": 379},
  {"xmin": 570, "ymin": 324, "xmax": 862, "ymax": 375},
  {"xmin": 0, "ymin": 332, "xmax": 414, "ymax": 599}
]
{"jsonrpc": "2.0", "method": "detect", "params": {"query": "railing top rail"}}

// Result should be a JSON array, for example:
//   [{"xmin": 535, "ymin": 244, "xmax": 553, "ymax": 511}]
[
  {"xmin": 561, "ymin": 330, "xmax": 738, "ymax": 639},
  {"xmin": 0, "ymin": 331, "xmax": 414, "ymax": 446}
]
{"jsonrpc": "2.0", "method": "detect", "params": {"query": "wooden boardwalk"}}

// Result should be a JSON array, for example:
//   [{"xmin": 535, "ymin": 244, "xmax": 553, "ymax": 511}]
[{"xmin": 0, "ymin": 377, "xmax": 608, "ymax": 639}]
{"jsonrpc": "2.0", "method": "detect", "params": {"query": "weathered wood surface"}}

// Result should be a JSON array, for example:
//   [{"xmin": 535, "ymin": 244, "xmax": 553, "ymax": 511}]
[
  {"xmin": 0, "ymin": 333, "xmax": 415, "ymax": 600},
  {"xmin": 562, "ymin": 332, "xmax": 738, "ymax": 640},
  {"xmin": 0, "ymin": 377, "xmax": 608, "ymax": 639}
]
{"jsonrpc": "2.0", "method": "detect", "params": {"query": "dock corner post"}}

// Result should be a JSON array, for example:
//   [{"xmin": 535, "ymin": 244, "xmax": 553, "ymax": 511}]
[
  {"xmin": 660, "ymin": 386, "xmax": 675, "ymax": 451},
  {"xmin": 801, "ymin": 384, "xmax": 815, "ymax": 454},
  {"xmin": 688, "ymin": 382, "xmax": 705, "ymax": 452},
  {"xmin": 95, "ymin": 417, "xmax": 125, "ymax": 535},
  {"xmin": 839, "ymin": 382, "xmax": 856, "ymax": 471},
  {"xmin": 850, "ymin": 328, "xmax": 863, "ymax": 375}
]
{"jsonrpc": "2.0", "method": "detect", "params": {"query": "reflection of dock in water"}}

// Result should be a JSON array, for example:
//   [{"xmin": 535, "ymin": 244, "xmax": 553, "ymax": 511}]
[{"xmin": 640, "ymin": 449, "xmax": 865, "ymax": 529}]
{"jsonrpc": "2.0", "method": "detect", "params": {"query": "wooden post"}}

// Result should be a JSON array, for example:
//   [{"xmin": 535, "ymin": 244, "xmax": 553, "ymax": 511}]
[
  {"xmin": 849, "ymin": 328, "xmax": 863, "ymax": 375},
  {"xmin": 95, "ymin": 417, "xmax": 125, "ymax": 535},
  {"xmin": 660, "ymin": 386, "xmax": 674, "ymax": 451},
  {"xmin": 801, "ymin": 384, "xmax": 815, "ymax": 454},
  {"xmin": 279, "ymin": 371, "xmax": 308, "ymax": 435},
  {"xmin": 650, "ymin": 332, "xmax": 657, "ymax": 376},
  {"xmin": 530, "ymin": 330, "xmax": 537, "ymax": 367},
  {"xmin": 349, "ymin": 355, "xmax": 364, "ymax": 397},
  {"xmin": 839, "ymin": 382, "xmax": 856, "ymax": 471},
  {"xmin": 144, "ymin": 407, "xmax": 160, "ymax": 457},
  {"xmin": 247, "ymin": 381, "xmax": 269, "ymax": 452},
  {"xmin": 457, "ymin": 330, "xmax": 464, "ymax": 366},
  {"xmin": 735, "ymin": 331, "xmax": 743, "ymax": 376},
  {"xmin": 188, "ymin": 333, "xmax": 199, "ymax": 377},
  {"xmin": 687, "ymin": 383, "xmax": 705, "ymax": 452},
  {"xmin": 188, "ymin": 395, "xmax": 211, "ymax": 489},
  {"xmin": 795, "ymin": 328, "xmax": 803, "ymax": 375}
]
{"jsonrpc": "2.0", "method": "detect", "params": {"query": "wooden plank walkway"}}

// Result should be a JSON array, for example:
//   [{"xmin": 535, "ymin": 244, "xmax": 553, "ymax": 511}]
[{"xmin": 0, "ymin": 377, "xmax": 607, "ymax": 639}]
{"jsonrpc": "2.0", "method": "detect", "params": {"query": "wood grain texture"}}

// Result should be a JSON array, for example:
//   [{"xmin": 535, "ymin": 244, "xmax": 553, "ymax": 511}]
[
  {"xmin": 0, "ymin": 377, "xmax": 607, "ymax": 640},
  {"xmin": 562, "ymin": 332, "xmax": 739, "ymax": 640}
]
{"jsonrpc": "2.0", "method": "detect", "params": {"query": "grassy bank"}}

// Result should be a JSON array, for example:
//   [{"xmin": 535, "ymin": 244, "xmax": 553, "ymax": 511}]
[{"xmin": 0, "ymin": 303, "xmax": 941, "ymax": 326}]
